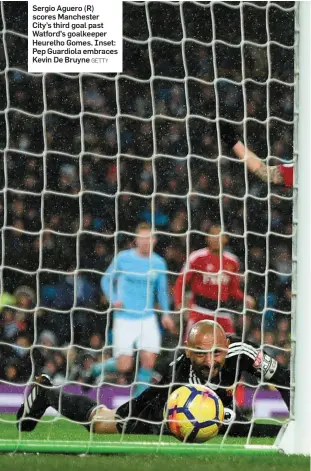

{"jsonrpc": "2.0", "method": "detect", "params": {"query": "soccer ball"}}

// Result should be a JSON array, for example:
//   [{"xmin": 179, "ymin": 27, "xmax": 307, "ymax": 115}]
[{"xmin": 164, "ymin": 385, "xmax": 224, "ymax": 443}]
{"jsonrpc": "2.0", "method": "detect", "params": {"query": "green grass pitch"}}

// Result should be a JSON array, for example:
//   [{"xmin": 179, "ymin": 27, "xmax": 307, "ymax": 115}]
[{"xmin": 0, "ymin": 414, "xmax": 309, "ymax": 471}]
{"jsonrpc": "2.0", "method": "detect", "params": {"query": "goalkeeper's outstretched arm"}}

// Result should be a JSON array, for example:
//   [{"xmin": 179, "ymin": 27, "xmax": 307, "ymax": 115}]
[
  {"xmin": 220, "ymin": 359, "xmax": 289, "ymax": 438},
  {"xmin": 219, "ymin": 121, "xmax": 285, "ymax": 185},
  {"xmin": 221, "ymin": 342, "xmax": 290, "ymax": 438},
  {"xmin": 232, "ymin": 141, "xmax": 284, "ymax": 185}
]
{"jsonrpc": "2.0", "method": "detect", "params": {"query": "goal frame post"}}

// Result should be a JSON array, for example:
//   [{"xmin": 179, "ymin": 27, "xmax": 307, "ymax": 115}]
[{"xmin": 276, "ymin": 0, "xmax": 311, "ymax": 456}]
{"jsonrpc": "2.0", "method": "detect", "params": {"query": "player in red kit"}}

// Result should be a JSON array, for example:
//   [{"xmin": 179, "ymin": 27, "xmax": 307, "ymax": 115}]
[
  {"xmin": 173, "ymin": 224, "xmax": 255, "ymax": 336},
  {"xmin": 220, "ymin": 120, "xmax": 294, "ymax": 187}
]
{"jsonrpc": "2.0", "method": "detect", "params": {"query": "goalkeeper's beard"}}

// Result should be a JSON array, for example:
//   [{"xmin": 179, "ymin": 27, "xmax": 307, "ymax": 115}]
[{"xmin": 192, "ymin": 362, "xmax": 221, "ymax": 381}]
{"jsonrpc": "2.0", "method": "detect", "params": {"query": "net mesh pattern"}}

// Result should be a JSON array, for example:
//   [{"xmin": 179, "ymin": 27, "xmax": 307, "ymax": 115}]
[{"xmin": 0, "ymin": 0, "xmax": 295, "ymax": 451}]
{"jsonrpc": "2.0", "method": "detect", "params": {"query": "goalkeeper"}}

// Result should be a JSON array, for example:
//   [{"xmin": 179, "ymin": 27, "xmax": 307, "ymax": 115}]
[
  {"xmin": 220, "ymin": 120, "xmax": 294, "ymax": 187},
  {"xmin": 17, "ymin": 320, "xmax": 290, "ymax": 438}
]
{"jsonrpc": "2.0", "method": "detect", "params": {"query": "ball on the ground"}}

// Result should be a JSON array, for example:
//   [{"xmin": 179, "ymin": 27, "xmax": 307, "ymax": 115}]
[{"xmin": 165, "ymin": 385, "xmax": 224, "ymax": 443}]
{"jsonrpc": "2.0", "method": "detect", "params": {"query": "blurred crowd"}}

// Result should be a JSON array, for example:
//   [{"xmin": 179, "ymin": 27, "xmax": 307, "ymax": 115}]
[{"xmin": 0, "ymin": 2, "xmax": 294, "ymax": 385}]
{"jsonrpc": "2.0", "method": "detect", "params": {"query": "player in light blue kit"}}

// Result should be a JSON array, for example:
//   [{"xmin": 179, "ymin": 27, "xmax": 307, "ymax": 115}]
[{"xmin": 95, "ymin": 223, "xmax": 176, "ymax": 395}]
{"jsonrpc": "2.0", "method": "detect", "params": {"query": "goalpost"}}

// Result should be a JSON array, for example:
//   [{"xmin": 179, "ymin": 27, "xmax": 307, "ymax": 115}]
[
  {"xmin": 277, "ymin": 0, "xmax": 311, "ymax": 456},
  {"xmin": 0, "ymin": 0, "xmax": 309, "ymax": 456}
]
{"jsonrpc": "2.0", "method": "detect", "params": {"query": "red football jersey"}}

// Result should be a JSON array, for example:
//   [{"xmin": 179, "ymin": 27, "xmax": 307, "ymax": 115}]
[
  {"xmin": 173, "ymin": 248, "xmax": 244, "ymax": 308},
  {"xmin": 278, "ymin": 164, "xmax": 293, "ymax": 188}
]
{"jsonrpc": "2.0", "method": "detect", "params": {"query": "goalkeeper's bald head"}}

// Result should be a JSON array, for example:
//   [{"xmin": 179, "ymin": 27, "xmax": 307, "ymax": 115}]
[{"xmin": 186, "ymin": 320, "xmax": 229, "ymax": 380}]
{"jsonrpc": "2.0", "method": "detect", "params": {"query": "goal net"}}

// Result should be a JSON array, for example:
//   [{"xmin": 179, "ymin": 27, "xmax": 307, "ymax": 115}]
[{"xmin": 0, "ymin": 0, "xmax": 297, "ymax": 454}]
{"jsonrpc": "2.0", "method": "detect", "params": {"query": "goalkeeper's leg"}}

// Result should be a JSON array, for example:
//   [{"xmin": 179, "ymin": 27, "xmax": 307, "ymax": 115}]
[
  {"xmin": 46, "ymin": 384, "xmax": 160, "ymax": 435},
  {"xmin": 17, "ymin": 375, "xmax": 119, "ymax": 433},
  {"xmin": 46, "ymin": 388, "xmax": 119, "ymax": 433}
]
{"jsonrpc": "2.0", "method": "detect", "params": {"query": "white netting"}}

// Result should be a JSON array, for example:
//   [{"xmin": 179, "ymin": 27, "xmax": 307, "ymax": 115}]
[{"xmin": 0, "ymin": 0, "xmax": 295, "ymax": 452}]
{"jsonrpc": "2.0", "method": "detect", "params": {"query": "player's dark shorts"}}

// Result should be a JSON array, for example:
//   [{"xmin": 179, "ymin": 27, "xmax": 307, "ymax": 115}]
[{"xmin": 116, "ymin": 398, "xmax": 166, "ymax": 435}]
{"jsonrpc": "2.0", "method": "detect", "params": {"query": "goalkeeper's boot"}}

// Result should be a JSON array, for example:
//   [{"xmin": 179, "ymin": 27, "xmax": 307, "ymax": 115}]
[{"xmin": 16, "ymin": 374, "xmax": 52, "ymax": 432}]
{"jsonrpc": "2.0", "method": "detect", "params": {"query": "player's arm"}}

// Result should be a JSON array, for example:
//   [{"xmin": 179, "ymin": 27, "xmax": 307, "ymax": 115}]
[
  {"xmin": 100, "ymin": 254, "xmax": 122, "ymax": 308},
  {"xmin": 252, "ymin": 350, "xmax": 290, "ymax": 409},
  {"xmin": 227, "ymin": 341, "xmax": 290, "ymax": 409},
  {"xmin": 157, "ymin": 260, "xmax": 176, "ymax": 333},
  {"xmin": 228, "ymin": 260, "xmax": 255, "ymax": 309},
  {"xmin": 232, "ymin": 141, "xmax": 284, "ymax": 185},
  {"xmin": 219, "ymin": 122, "xmax": 284, "ymax": 185},
  {"xmin": 228, "ymin": 266, "xmax": 244, "ymax": 302},
  {"xmin": 173, "ymin": 262, "xmax": 195, "ymax": 311}
]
